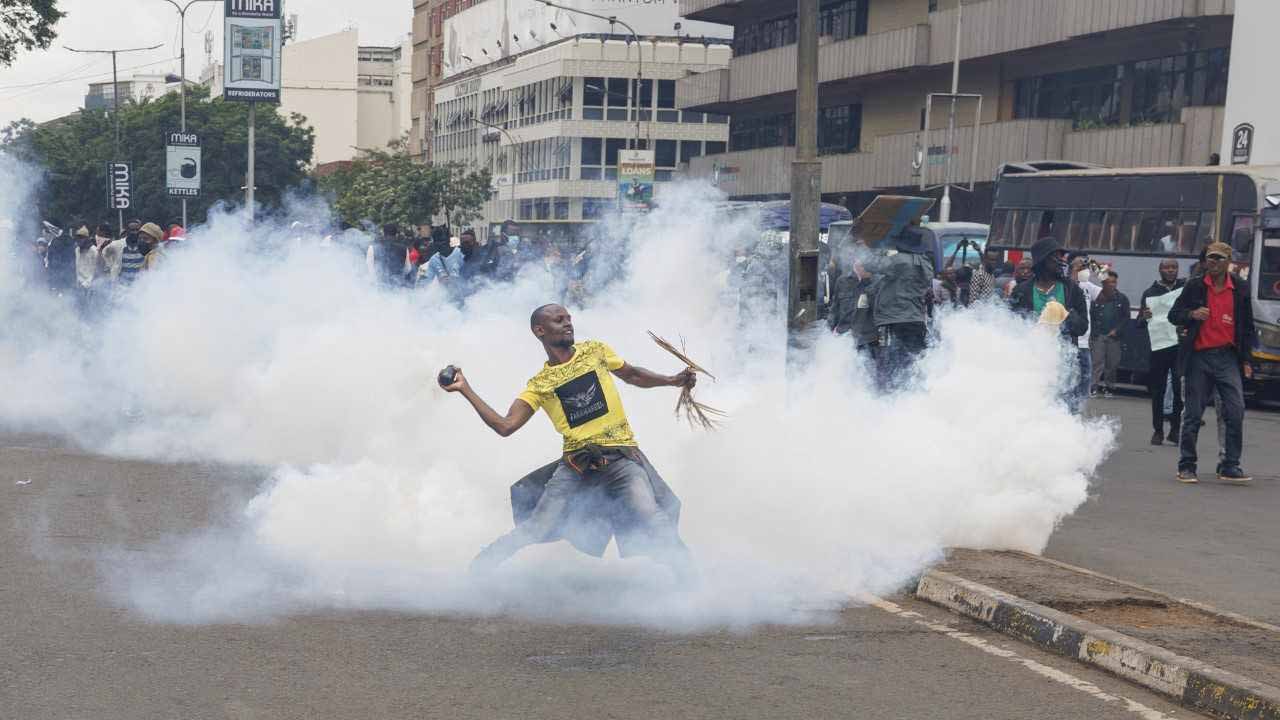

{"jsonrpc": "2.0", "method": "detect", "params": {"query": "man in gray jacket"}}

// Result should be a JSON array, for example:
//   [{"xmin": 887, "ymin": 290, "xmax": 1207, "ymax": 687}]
[{"xmin": 864, "ymin": 227, "xmax": 934, "ymax": 391}]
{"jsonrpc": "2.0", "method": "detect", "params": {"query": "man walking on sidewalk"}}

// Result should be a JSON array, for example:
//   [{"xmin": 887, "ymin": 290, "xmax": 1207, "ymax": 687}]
[
  {"xmin": 1140, "ymin": 259, "xmax": 1185, "ymax": 445},
  {"xmin": 1169, "ymin": 242, "xmax": 1256, "ymax": 483}
]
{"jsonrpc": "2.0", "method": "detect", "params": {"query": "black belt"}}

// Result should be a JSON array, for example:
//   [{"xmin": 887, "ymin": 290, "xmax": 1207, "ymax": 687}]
[{"xmin": 564, "ymin": 444, "xmax": 639, "ymax": 474}]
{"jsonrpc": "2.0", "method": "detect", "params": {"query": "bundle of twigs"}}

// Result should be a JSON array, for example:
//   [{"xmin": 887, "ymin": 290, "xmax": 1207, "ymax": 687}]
[{"xmin": 648, "ymin": 331, "xmax": 727, "ymax": 431}]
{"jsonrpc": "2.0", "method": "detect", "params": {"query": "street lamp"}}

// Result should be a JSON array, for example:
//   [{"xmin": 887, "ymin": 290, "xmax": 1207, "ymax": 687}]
[
  {"xmin": 471, "ymin": 117, "xmax": 519, "ymax": 222},
  {"xmin": 158, "ymin": 0, "xmax": 221, "ymax": 228},
  {"xmin": 533, "ymin": 0, "xmax": 643, "ymax": 147}
]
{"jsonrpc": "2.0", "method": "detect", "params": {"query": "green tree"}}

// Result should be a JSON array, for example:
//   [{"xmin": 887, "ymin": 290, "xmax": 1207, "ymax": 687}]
[
  {"xmin": 1, "ymin": 0, "xmax": 64, "ymax": 66},
  {"xmin": 320, "ymin": 140, "xmax": 493, "ymax": 229},
  {"xmin": 2, "ymin": 85, "xmax": 315, "ymax": 226}
]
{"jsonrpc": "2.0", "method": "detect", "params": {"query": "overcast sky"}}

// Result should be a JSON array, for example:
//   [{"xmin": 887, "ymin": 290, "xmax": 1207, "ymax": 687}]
[{"xmin": 0, "ymin": 0, "xmax": 411, "ymax": 129}]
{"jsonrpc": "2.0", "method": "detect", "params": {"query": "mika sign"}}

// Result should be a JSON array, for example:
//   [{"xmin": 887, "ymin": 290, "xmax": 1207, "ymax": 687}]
[
  {"xmin": 224, "ymin": 0, "xmax": 283, "ymax": 102},
  {"xmin": 106, "ymin": 162, "xmax": 132, "ymax": 210},
  {"xmin": 165, "ymin": 131, "xmax": 202, "ymax": 197}
]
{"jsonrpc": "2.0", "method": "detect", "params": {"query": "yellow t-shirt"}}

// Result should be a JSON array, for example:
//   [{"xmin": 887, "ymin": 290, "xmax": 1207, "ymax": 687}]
[{"xmin": 517, "ymin": 340, "xmax": 638, "ymax": 453}]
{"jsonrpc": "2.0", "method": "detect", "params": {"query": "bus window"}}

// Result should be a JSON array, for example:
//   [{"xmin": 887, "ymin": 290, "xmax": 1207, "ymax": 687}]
[
  {"xmin": 1260, "ymin": 231, "xmax": 1280, "ymax": 301},
  {"xmin": 1139, "ymin": 211, "xmax": 1174, "ymax": 253},
  {"xmin": 1085, "ymin": 210, "xmax": 1107, "ymax": 250},
  {"xmin": 1022, "ymin": 210, "xmax": 1044, "ymax": 247},
  {"xmin": 1195, "ymin": 211, "xmax": 1217, "ymax": 249},
  {"xmin": 1063, "ymin": 210, "xmax": 1088, "ymax": 249},
  {"xmin": 1116, "ymin": 211, "xmax": 1143, "ymax": 252},
  {"xmin": 1175, "ymin": 211, "xmax": 1200, "ymax": 254},
  {"xmin": 1008, "ymin": 210, "xmax": 1025, "ymax": 247},
  {"xmin": 1230, "ymin": 215, "xmax": 1256, "ymax": 264},
  {"xmin": 990, "ymin": 210, "xmax": 1009, "ymax": 245}
]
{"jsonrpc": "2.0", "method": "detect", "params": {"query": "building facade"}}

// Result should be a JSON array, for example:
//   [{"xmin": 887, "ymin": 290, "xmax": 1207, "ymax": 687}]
[
  {"xmin": 677, "ymin": 0, "xmax": 1236, "ymax": 221},
  {"xmin": 85, "ymin": 74, "xmax": 177, "ymax": 111},
  {"xmin": 432, "ymin": 34, "xmax": 731, "ymax": 238},
  {"xmin": 409, "ymin": 0, "xmax": 443, "ymax": 162}
]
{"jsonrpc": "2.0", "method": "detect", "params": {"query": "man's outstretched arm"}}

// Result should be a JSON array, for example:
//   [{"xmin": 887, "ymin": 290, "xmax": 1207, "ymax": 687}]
[
  {"xmin": 443, "ymin": 369, "xmax": 535, "ymax": 437},
  {"xmin": 612, "ymin": 364, "xmax": 696, "ymax": 390}
]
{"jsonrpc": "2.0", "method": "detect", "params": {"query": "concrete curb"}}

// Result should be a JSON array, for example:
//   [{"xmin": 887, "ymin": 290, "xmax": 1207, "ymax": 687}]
[{"xmin": 916, "ymin": 569, "xmax": 1280, "ymax": 720}]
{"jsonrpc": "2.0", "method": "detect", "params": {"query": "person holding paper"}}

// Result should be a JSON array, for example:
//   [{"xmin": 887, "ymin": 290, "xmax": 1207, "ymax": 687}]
[{"xmin": 1140, "ymin": 259, "xmax": 1186, "ymax": 445}]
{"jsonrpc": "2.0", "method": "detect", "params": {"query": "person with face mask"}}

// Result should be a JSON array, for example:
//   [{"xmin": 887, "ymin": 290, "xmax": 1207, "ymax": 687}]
[
  {"xmin": 114, "ymin": 220, "xmax": 147, "ymax": 287},
  {"xmin": 1009, "ymin": 236, "xmax": 1090, "ymax": 362},
  {"xmin": 1070, "ymin": 254, "xmax": 1102, "ymax": 409}
]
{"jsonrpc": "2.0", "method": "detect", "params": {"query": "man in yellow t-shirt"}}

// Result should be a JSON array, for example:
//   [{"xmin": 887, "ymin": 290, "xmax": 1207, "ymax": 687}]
[{"xmin": 444, "ymin": 303, "xmax": 695, "ymax": 575}]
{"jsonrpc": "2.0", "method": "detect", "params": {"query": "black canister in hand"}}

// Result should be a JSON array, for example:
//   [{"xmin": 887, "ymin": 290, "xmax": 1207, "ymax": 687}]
[{"xmin": 438, "ymin": 365, "xmax": 458, "ymax": 388}]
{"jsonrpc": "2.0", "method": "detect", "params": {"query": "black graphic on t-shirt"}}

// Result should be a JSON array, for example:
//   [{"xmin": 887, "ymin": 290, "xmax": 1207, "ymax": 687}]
[{"xmin": 555, "ymin": 371, "xmax": 609, "ymax": 427}]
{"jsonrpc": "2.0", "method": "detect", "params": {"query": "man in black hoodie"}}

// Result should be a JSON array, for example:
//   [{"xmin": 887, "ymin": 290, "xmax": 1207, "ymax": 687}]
[
  {"xmin": 1168, "ymin": 242, "xmax": 1256, "ymax": 484},
  {"xmin": 1140, "ymin": 258, "xmax": 1186, "ymax": 444},
  {"xmin": 1009, "ymin": 236, "xmax": 1090, "ymax": 410}
]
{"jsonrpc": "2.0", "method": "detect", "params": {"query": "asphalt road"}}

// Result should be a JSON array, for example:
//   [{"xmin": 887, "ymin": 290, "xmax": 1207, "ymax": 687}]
[
  {"xmin": 1046, "ymin": 395, "xmax": 1280, "ymax": 625},
  {"xmin": 0, "ymin": 435, "xmax": 1191, "ymax": 720}
]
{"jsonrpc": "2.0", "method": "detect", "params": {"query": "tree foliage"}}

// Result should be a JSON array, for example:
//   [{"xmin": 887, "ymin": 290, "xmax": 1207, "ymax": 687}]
[
  {"xmin": 319, "ymin": 139, "xmax": 494, "ymax": 230},
  {"xmin": 1, "ymin": 0, "xmax": 63, "ymax": 67},
  {"xmin": 1, "ymin": 86, "xmax": 315, "ymax": 227}
]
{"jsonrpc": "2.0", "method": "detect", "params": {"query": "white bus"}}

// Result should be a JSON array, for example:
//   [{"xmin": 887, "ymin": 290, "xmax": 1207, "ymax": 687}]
[{"xmin": 988, "ymin": 165, "xmax": 1280, "ymax": 391}]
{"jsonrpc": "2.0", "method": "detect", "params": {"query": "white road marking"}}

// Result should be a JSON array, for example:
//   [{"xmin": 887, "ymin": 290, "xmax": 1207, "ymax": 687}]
[{"xmin": 867, "ymin": 596, "xmax": 1180, "ymax": 720}]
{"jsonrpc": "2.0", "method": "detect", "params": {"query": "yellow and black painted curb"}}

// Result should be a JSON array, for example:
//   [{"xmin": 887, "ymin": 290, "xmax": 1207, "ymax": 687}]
[{"xmin": 916, "ymin": 570, "xmax": 1280, "ymax": 720}]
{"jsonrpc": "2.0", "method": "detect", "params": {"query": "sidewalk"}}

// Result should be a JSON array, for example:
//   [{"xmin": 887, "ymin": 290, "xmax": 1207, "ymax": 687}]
[{"xmin": 1045, "ymin": 395, "xmax": 1280, "ymax": 625}]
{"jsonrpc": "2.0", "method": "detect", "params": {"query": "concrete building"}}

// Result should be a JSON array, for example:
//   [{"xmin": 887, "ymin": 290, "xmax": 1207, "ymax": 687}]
[
  {"xmin": 202, "ymin": 30, "xmax": 413, "ymax": 168},
  {"xmin": 676, "ymin": 0, "xmax": 1237, "ymax": 221},
  {"xmin": 409, "ymin": 0, "xmax": 442, "ymax": 162},
  {"xmin": 431, "ymin": 34, "xmax": 731, "ymax": 238},
  {"xmin": 84, "ymin": 74, "xmax": 177, "ymax": 111}
]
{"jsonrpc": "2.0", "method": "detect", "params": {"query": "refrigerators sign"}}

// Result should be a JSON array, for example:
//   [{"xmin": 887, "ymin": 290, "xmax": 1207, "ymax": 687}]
[
  {"xmin": 225, "ymin": 0, "xmax": 281, "ymax": 19},
  {"xmin": 224, "ymin": 0, "xmax": 284, "ymax": 102}
]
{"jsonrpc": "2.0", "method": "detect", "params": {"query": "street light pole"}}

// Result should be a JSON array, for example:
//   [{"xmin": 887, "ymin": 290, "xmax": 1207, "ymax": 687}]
[
  {"xmin": 65, "ymin": 43, "xmax": 164, "ymax": 233},
  {"xmin": 534, "ymin": 0, "xmax": 643, "ymax": 148},
  {"xmin": 472, "ymin": 117, "xmax": 519, "ymax": 223},
  {"xmin": 159, "ymin": 0, "xmax": 219, "ymax": 229},
  {"xmin": 940, "ymin": 0, "xmax": 963, "ymax": 223},
  {"xmin": 788, "ymin": 0, "xmax": 821, "ymax": 336}
]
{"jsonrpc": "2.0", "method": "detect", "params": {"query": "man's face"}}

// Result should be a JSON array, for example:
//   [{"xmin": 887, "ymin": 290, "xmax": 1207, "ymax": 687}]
[
  {"xmin": 460, "ymin": 234, "xmax": 477, "ymax": 251},
  {"xmin": 1102, "ymin": 275, "xmax": 1118, "ymax": 293},
  {"xmin": 1159, "ymin": 260, "xmax": 1179, "ymax": 284},
  {"xmin": 504, "ymin": 224, "xmax": 520, "ymax": 239},
  {"xmin": 1204, "ymin": 251, "xmax": 1230, "ymax": 278},
  {"xmin": 533, "ymin": 305, "xmax": 574, "ymax": 348},
  {"xmin": 984, "ymin": 249, "xmax": 1001, "ymax": 269},
  {"xmin": 1015, "ymin": 257, "xmax": 1034, "ymax": 280}
]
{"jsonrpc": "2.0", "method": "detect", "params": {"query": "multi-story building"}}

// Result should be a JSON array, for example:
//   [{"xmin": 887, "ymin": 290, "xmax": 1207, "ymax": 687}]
[
  {"xmin": 202, "ymin": 30, "xmax": 412, "ymax": 168},
  {"xmin": 409, "ymin": 0, "xmax": 443, "ymax": 162},
  {"xmin": 84, "ymin": 74, "xmax": 178, "ymax": 111},
  {"xmin": 432, "ymin": 34, "xmax": 731, "ymax": 239},
  {"xmin": 677, "ymin": 0, "xmax": 1236, "ymax": 221}
]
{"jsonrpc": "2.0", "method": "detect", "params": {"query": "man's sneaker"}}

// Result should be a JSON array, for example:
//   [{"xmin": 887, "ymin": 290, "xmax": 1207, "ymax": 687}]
[
  {"xmin": 1177, "ymin": 469, "xmax": 1198, "ymax": 483},
  {"xmin": 1217, "ymin": 467, "xmax": 1252, "ymax": 483},
  {"xmin": 1150, "ymin": 431, "xmax": 1164, "ymax": 445}
]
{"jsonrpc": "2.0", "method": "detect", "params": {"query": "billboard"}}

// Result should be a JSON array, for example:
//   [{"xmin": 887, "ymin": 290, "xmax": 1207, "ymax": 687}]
[
  {"xmin": 166, "ymin": 131, "xmax": 202, "ymax": 197},
  {"xmin": 618, "ymin": 149, "xmax": 654, "ymax": 213},
  {"xmin": 106, "ymin": 162, "xmax": 132, "ymax": 210},
  {"xmin": 441, "ymin": 0, "xmax": 729, "ymax": 79},
  {"xmin": 224, "ymin": 0, "xmax": 283, "ymax": 102}
]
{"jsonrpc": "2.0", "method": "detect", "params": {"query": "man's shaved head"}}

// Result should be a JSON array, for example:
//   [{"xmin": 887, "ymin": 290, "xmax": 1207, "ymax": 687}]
[{"xmin": 530, "ymin": 303, "xmax": 561, "ymax": 330}]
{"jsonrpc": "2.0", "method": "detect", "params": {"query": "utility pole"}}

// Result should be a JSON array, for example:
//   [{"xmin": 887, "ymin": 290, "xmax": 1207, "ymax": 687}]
[
  {"xmin": 940, "ymin": 0, "xmax": 963, "ymax": 223},
  {"xmin": 472, "ymin": 118, "xmax": 519, "ymax": 222},
  {"xmin": 65, "ymin": 43, "xmax": 164, "ymax": 232},
  {"xmin": 788, "ymin": 0, "xmax": 821, "ymax": 335},
  {"xmin": 160, "ymin": 0, "xmax": 220, "ymax": 229},
  {"xmin": 247, "ymin": 103, "xmax": 256, "ymax": 220}
]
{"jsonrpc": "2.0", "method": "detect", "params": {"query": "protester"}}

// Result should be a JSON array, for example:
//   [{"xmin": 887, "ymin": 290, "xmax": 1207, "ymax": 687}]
[
  {"xmin": 1140, "ymin": 259, "xmax": 1186, "ymax": 444},
  {"xmin": 23, "ymin": 236, "xmax": 48, "ymax": 290},
  {"xmin": 828, "ymin": 258, "xmax": 878, "ymax": 358},
  {"xmin": 1071, "ymin": 254, "xmax": 1102, "ymax": 408},
  {"xmin": 443, "ymin": 304, "xmax": 695, "ymax": 578},
  {"xmin": 457, "ymin": 228, "xmax": 493, "ymax": 283},
  {"xmin": 139, "ymin": 223, "xmax": 166, "ymax": 270},
  {"xmin": 1169, "ymin": 241, "xmax": 1256, "ymax": 483},
  {"xmin": 44, "ymin": 223, "xmax": 76, "ymax": 294},
  {"xmin": 114, "ymin": 221, "xmax": 147, "ymax": 287},
  {"xmin": 864, "ymin": 226, "xmax": 934, "ymax": 390},
  {"xmin": 367, "ymin": 223, "xmax": 411, "ymax": 287},
  {"xmin": 1010, "ymin": 238, "xmax": 1089, "ymax": 409},
  {"xmin": 1089, "ymin": 270, "xmax": 1130, "ymax": 398},
  {"xmin": 490, "ymin": 220, "xmax": 526, "ymax": 282},
  {"xmin": 73, "ymin": 226, "xmax": 98, "ymax": 311},
  {"xmin": 967, "ymin": 246, "xmax": 1000, "ymax": 303},
  {"xmin": 1014, "ymin": 256, "xmax": 1034, "ymax": 284}
]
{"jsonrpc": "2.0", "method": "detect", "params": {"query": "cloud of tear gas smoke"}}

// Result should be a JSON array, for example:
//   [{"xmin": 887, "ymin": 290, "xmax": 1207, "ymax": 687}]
[{"xmin": 0, "ymin": 153, "xmax": 1114, "ymax": 629}]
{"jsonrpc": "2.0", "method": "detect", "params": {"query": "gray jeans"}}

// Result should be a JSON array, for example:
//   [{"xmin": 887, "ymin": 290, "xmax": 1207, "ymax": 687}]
[
  {"xmin": 1091, "ymin": 335, "xmax": 1122, "ymax": 388},
  {"xmin": 474, "ymin": 456, "xmax": 688, "ymax": 571},
  {"xmin": 1179, "ymin": 348, "xmax": 1245, "ymax": 471}
]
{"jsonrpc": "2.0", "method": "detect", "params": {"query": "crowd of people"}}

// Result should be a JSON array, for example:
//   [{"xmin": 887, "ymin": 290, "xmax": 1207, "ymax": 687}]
[{"xmin": 826, "ymin": 227, "xmax": 1258, "ymax": 484}]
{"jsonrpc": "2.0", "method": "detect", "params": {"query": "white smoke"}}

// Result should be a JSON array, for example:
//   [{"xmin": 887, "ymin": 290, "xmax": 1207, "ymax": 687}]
[{"xmin": 0, "ymin": 154, "xmax": 1114, "ymax": 629}]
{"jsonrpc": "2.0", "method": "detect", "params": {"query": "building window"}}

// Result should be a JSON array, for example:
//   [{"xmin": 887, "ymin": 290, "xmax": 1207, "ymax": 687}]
[
  {"xmin": 607, "ymin": 77, "xmax": 629, "ymax": 121},
  {"xmin": 706, "ymin": 113, "xmax": 729, "ymax": 124},
  {"xmin": 605, "ymin": 138, "xmax": 627, "ymax": 166},
  {"xmin": 729, "ymin": 112, "xmax": 795, "ymax": 151},
  {"xmin": 733, "ymin": 13, "xmax": 798, "ymax": 57},
  {"xmin": 583, "ymin": 198, "xmax": 614, "ymax": 219},
  {"xmin": 554, "ymin": 198, "xmax": 570, "ymax": 220},
  {"xmin": 535, "ymin": 198, "xmax": 551, "ymax": 220},
  {"xmin": 818, "ymin": 0, "xmax": 868, "ymax": 42},
  {"xmin": 818, "ymin": 104, "xmax": 862, "ymax": 155},
  {"xmin": 1014, "ymin": 47, "xmax": 1230, "ymax": 129},
  {"xmin": 655, "ymin": 139, "xmax": 678, "ymax": 169},
  {"xmin": 706, "ymin": 141, "xmax": 727, "ymax": 156},
  {"xmin": 928, "ymin": 0, "xmax": 938, "ymax": 11},
  {"xmin": 657, "ymin": 79, "xmax": 676, "ymax": 109},
  {"xmin": 680, "ymin": 140, "xmax": 703, "ymax": 164}
]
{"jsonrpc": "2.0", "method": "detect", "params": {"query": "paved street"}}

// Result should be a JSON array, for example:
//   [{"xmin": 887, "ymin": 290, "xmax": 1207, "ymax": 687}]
[
  {"xmin": 1046, "ymin": 395, "xmax": 1280, "ymax": 625},
  {"xmin": 0, "ymin": 433, "xmax": 1194, "ymax": 720}
]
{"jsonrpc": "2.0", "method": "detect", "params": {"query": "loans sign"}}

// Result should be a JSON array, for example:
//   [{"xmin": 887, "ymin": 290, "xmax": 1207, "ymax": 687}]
[{"xmin": 618, "ymin": 149, "xmax": 655, "ymax": 213}]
